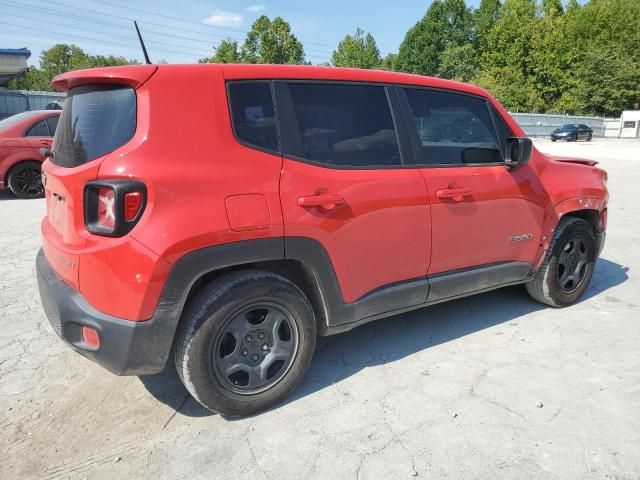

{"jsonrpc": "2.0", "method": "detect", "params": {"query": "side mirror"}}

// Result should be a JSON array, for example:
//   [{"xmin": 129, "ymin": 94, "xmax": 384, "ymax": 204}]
[{"xmin": 504, "ymin": 137, "xmax": 532, "ymax": 169}]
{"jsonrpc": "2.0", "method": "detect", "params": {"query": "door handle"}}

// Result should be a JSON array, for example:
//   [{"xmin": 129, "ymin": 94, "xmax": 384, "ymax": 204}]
[
  {"xmin": 297, "ymin": 194, "xmax": 344, "ymax": 210},
  {"xmin": 436, "ymin": 188, "xmax": 471, "ymax": 202},
  {"xmin": 40, "ymin": 139, "xmax": 52, "ymax": 145}
]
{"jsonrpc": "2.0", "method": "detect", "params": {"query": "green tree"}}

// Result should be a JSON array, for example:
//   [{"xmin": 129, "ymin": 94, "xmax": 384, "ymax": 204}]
[
  {"xmin": 474, "ymin": 0, "xmax": 501, "ymax": 52},
  {"xmin": 438, "ymin": 44, "xmax": 478, "ymax": 81},
  {"xmin": 475, "ymin": 0, "xmax": 542, "ymax": 111},
  {"xmin": 90, "ymin": 55, "xmax": 140, "ymax": 67},
  {"xmin": 9, "ymin": 44, "xmax": 136, "ymax": 91},
  {"xmin": 331, "ymin": 28, "xmax": 381, "ymax": 69},
  {"xmin": 567, "ymin": 46, "xmax": 640, "ymax": 116},
  {"xmin": 566, "ymin": 0, "xmax": 581, "ymax": 12},
  {"xmin": 396, "ymin": 0, "xmax": 474, "ymax": 76},
  {"xmin": 379, "ymin": 53, "xmax": 398, "ymax": 71},
  {"xmin": 542, "ymin": 0, "xmax": 563, "ymax": 16},
  {"xmin": 39, "ymin": 44, "xmax": 92, "ymax": 77},
  {"xmin": 199, "ymin": 39, "xmax": 241, "ymax": 64},
  {"xmin": 241, "ymin": 16, "xmax": 305, "ymax": 64},
  {"xmin": 528, "ymin": 0, "xmax": 571, "ymax": 111},
  {"xmin": 555, "ymin": 0, "xmax": 640, "ymax": 114}
]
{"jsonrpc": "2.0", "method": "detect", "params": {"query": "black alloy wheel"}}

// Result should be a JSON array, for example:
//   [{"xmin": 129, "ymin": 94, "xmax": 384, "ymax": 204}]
[
  {"xmin": 213, "ymin": 303, "xmax": 299, "ymax": 394},
  {"xmin": 557, "ymin": 235, "xmax": 590, "ymax": 294},
  {"xmin": 8, "ymin": 161, "xmax": 44, "ymax": 199}
]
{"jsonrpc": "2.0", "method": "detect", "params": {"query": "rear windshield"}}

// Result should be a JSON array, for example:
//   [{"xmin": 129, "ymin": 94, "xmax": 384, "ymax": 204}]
[{"xmin": 52, "ymin": 85, "xmax": 136, "ymax": 167}]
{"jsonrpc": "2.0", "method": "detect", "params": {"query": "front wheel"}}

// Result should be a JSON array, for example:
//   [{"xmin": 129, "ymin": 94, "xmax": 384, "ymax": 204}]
[
  {"xmin": 587, "ymin": 133, "xmax": 593, "ymax": 141},
  {"xmin": 526, "ymin": 217, "xmax": 597, "ymax": 307},
  {"xmin": 174, "ymin": 270, "xmax": 317, "ymax": 417},
  {"xmin": 7, "ymin": 161, "xmax": 44, "ymax": 199}
]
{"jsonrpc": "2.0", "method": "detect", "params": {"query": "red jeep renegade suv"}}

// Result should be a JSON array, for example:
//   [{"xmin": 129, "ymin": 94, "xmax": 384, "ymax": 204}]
[{"xmin": 36, "ymin": 64, "xmax": 608, "ymax": 417}]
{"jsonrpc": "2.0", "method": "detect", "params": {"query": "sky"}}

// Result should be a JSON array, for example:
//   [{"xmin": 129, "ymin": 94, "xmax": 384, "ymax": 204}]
[{"xmin": 0, "ymin": 0, "xmax": 486, "ymax": 66}]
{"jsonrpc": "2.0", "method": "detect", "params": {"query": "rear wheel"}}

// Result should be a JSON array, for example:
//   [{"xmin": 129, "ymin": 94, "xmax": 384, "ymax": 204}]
[
  {"xmin": 587, "ymin": 133, "xmax": 593, "ymax": 141},
  {"xmin": 7, "ymin": 161, "xmax": 44, "ymax": 199},
  {"xmin": 526, "ymin": 217, "xmax": 596, "ymax": 307},
  {"xmin": 174, "ymin": 270, "xmax": 317, "ymax": 417}
]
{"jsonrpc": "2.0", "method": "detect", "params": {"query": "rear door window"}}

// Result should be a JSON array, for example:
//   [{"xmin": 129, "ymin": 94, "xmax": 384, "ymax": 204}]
[
  {"xmin": 46, "ymin": 116, "xmax": 59, "ymax": 136},
  {"xmin": 402, "ymin": 88, "xmax": 502, "ymax": 165},
  {"xmin": 53, "ymin": 86, "xmax": 136, "ymax": 167},
  {"xmin": 228, "ymin": 82, "xmax": 279, "ymax": 153},
  {"xmin": 26, "ymin": 119, "xmax": 50, "ymax": 137},
  {"xmin": 279, "ymin": 82, "xmax": 402, "ymax": 168}
]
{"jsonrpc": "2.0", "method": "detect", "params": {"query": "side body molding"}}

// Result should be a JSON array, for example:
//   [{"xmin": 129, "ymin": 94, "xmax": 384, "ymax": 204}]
[{"xmin": 284, "ymin": 237, "xmax": 429, "ymax": 334}]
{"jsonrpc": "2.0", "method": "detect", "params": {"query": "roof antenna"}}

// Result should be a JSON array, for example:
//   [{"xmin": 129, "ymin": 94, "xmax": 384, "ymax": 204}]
[{"xmin": 134, "ymin": 21, "xmax": 152, "ymax": 64}]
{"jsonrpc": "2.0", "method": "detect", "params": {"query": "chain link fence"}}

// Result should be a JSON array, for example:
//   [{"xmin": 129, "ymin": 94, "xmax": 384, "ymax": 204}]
[
  {"xmin": 509, "ymin": 112, "xmax": 608, "ymax": 137},
  {"xmin": 0, "ymin": 89, "xmax": 66, "ymax": 120}
]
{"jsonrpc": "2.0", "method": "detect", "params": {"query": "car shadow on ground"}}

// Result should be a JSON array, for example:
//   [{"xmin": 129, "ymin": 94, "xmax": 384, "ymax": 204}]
[
  {"xmin": 139, "ymin": 257, "xmax": 629, "ymax": 418},
  {"xmin": 0, "ymin": 190, "xmax": 19, "ymax": 201}
]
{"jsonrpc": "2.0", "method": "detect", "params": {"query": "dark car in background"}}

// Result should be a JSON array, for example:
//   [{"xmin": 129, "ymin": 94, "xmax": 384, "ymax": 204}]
[
  {"xmin": 551, "ymin": 124, "xmax": 593, "ymax": 142},
  {"xmin": 0, "ymin": 110, "xmax": 60, "ymax": 198}
]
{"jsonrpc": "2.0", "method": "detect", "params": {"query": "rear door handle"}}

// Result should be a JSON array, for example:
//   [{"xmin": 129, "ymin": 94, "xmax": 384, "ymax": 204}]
[
  {"xmin": 436, "ymin": 188, "xmax": 471, "ymax": 202},
  {"xmin": 297, "ymin": 194, "xmax": 344, "ymax": 210},
  {"xmin": 40, "ymin": 139, "xmax": 52, "ymax": 146}
]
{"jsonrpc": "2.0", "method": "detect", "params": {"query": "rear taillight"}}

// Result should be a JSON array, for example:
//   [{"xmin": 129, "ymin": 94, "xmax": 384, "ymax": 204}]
[
  {"xmin": 124, "ymin": 191, "xmax": 143, "ymax": 221},
  {"xmin": 97, "ymin": 187, "xmax": 116, "ymax": 230},
  {"xmin": 84, "ymin": 180, "xmax": 146, "ymax": 236}
]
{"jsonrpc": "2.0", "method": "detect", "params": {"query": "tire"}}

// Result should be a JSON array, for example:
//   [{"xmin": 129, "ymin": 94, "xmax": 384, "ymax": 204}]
[
  {"xmin": 7, "ymin": 161, "xmax": 44, "ymax": 199},
  {"xmin": 174, "ymin": 270, "xmax": 317, "ymax": 417},
  {"xmin": 571, "ymin": 133, "xmax": 578, "ymax": 142},
  {"xmin": 551, "ymin": 138, "xmax": 556, "ymax": 142},
  {"xmin": 587, "ymin": 133, "xmax": 592, "ymax": 141},
  {"xmin": 526, "ymin": 217, "xmax": 597, "ymax": 307}
]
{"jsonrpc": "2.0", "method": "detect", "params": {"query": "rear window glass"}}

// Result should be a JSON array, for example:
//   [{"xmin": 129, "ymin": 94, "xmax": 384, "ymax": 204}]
[
  {"xmin": 53, "ymin": 86, "xmax": 136, "ymax": 167},
  {"xmin": 228, "ymin": 82, "xmax": 279, "ymax": 152},
  {"xmin": 283, "ymin": 83, "xmax": 401, "ymax": 167},
  {"xmin": 46, "ymin": 116, "xmax": 59, "ymax": 136},
  {"xmin": 26, "ymin": 119, "xmax": 50, "ymax": 137}
]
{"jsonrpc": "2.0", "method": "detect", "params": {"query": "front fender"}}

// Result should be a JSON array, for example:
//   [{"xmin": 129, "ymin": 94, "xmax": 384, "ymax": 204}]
[{"xmin": 535, "ymin": 195, "xmax": 608, "ymax": 270}]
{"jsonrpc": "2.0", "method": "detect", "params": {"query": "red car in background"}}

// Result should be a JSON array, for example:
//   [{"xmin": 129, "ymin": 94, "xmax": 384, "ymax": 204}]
[{"xmin": 0, "ymin": 110, "xmax": 60, "ymax": 198}]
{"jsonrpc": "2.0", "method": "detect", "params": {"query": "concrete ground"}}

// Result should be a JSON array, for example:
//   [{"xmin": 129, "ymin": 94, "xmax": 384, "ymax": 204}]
[{"xmin": 1, "ymin": 138, "xmax": 638, "ymax": 480}]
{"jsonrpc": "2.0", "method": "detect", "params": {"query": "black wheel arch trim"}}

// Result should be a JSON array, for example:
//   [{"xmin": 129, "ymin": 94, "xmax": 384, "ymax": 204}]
[{"xmin": 160, "ymin": 237, "xmax": 533, "ymax": 338}]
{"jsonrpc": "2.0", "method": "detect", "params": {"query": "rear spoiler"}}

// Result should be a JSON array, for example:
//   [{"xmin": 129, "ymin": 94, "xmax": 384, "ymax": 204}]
[
  {"xmin": 554, "ymin": 157, "xmax": 599, "ymax": 167},
  {"xmin": 52, "ymin": 65, "xmax": 158, "ymax": 91}
]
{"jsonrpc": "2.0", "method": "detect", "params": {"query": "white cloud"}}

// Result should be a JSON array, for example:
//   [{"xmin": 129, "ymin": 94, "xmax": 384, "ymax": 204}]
[
  {"xmin": 246, "ymin": 4, "xmax": 266, "ymax": 12},
  {"xmin": 203, "ymin": 10, "xmax": 243, "ymax": 27}
]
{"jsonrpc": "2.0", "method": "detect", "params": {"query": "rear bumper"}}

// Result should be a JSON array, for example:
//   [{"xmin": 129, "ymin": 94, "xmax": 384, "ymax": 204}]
[{"xmin": 36, "ymin": 248, "xmax": 172, "ymax": 375}]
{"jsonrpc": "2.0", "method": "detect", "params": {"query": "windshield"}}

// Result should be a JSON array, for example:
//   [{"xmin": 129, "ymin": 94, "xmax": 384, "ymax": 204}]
[
  {"xmin": 558, "ymin": 124, "xmax": 577, "ymax": 131},
  {"xmin": 52, "ymin": 85, "xmax": 136, "ymax": 168},
  {"xmin": 0, "ymin": 111, "xmax": 42, "ymax": 132}
]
